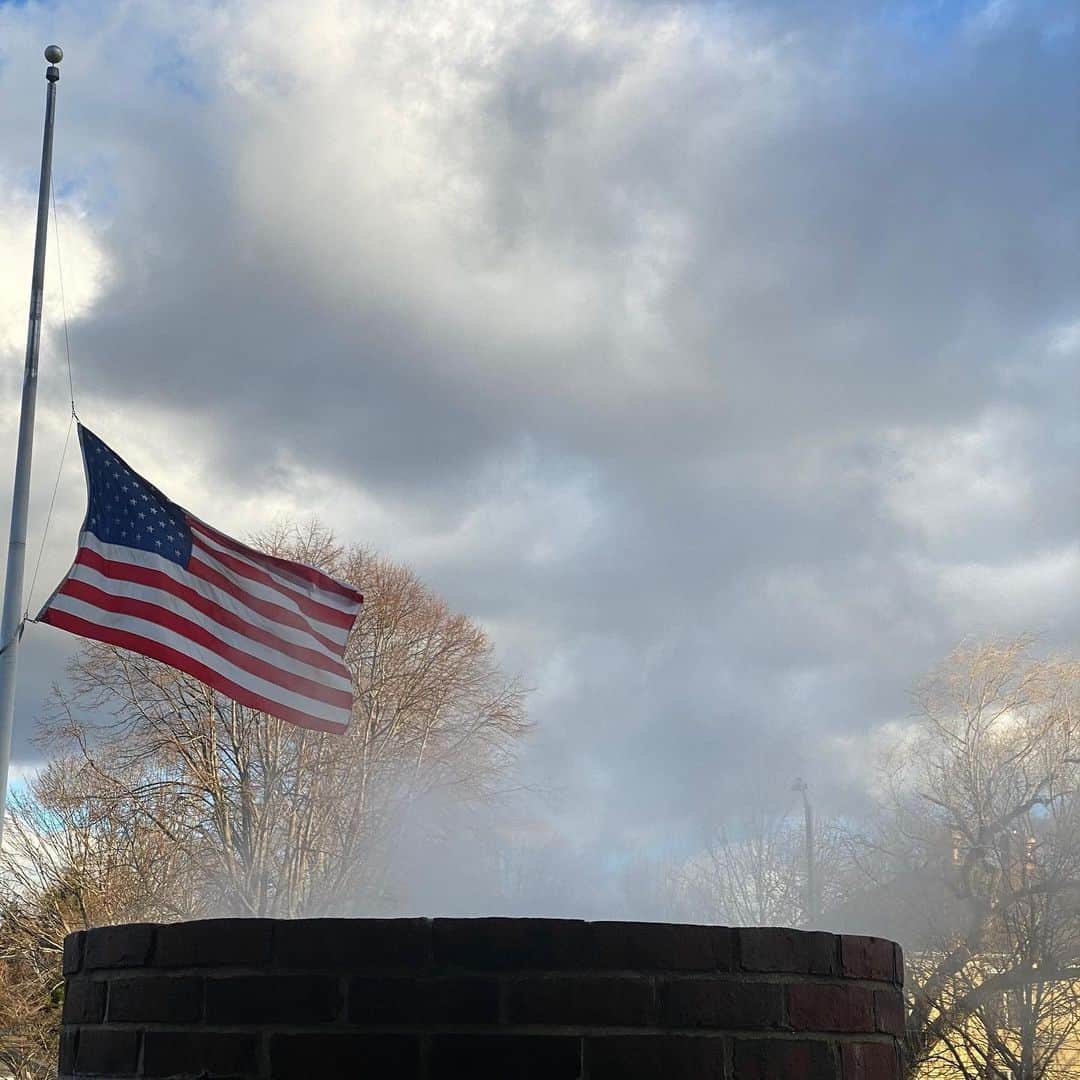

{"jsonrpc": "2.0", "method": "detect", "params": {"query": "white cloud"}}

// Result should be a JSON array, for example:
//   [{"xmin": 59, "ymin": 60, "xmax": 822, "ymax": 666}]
[
  {"xmin": 937, "ymin": 546, "xmax": 1080, "ymax": 631},
  {"xmin": 0, "ymin": 183, "xmax": 109, "ymax": 366},
  {"xmin": 882, "ymin": 410, "xmax": 1032, "ymax": 544}
]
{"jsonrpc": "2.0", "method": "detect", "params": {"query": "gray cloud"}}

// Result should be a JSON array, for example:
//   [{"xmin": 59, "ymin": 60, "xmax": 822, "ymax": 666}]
[{"xmin": 1, "ymin": 0, "xmax": 1079, "ymax": 910}]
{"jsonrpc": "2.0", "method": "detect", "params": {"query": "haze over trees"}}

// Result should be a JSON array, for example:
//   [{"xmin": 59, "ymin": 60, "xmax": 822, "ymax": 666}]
[
  {"xmin": 0, "ymin": 523, "xmax": 530, "ymax": 1078},
  {"xmin": 861, "ymin": 641, "xmax": 1080, "ymax": 1079},
  {"xmin": 626, "ymin": 639, "xmax": 1080, "ymax": 1079}
]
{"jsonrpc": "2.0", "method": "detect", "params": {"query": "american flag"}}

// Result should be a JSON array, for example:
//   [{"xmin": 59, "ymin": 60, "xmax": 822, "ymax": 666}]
[{"xmin": 38, "ymin": 425, "xmax": 363, "ymax": 734}]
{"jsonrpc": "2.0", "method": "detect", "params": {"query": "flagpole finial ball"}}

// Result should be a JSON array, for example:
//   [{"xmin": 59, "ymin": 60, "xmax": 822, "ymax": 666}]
[{"xmin": 44, "ymin": 45, "xmax": 63, "ymax": 64}]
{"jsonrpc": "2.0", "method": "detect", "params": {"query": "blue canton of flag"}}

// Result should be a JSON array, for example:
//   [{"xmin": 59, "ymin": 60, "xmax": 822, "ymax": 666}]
[{"xmin": 81, "ymin": 427, "xmax": 193, "ymax": 567}]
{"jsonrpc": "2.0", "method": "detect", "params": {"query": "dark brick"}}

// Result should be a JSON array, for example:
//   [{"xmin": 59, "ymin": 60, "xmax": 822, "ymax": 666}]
[
  {"xmin": 61, "ymin": 979, "xmax": 106, "ymax": 1024},
  {"xmin": 789, "ymin": 983, "xmax": 874, "ymax": 1033},
  {"xmin": 423, "ymin": 976, "xmax": 501, "ymax": 1024},
  {"xmin": 808, "ymin": 931, "xmax": 844, "ymax": 976},
  {"xmin": 841, "ymin": 936, "xmax": 896, "ymax": 982},
  {"xmin": 894, "ymin": 944, "xmax": 905, "ymax": 987},
  {"xmin": 506, "ymin": 975, "xmax": 654, "ymax": 1026},
  {"xmin": 143, "ymin": 1031, "xmax": 259, "ymax": 1077},
  {"xmin": 739, "ymin": 928, "xmax": 838, "ymax": 976},
  {"xmin": 659, "ymin": 979, "xmax": 783, "ymax": 1030},
  {"xmin": 346, "ymin": 975, "xmax": 417, "ymax": 1024},
  {"xmin": 63, "ymin": 931, "xmax": 85, "ymax": 976},
  {"xmin": 733, "ymin": 1037, "xmax": 836, "ymax": 1080},
  {"xmin": 276, "ymin": 917, "xmax": 430, "ymax": 970},
  {"xmin": 587, "ymin": 1035, "xmax": 726, "ymax": 1079},
  {"xmin": 740, "ymin": 928, "xmax": 798, "ymax": 974},
  {"xmin": 58, "ymin": 1028, "xmax": 77, "ymax": 1074},
  {"xmin": 348, "ymin": 975, "xmax": 499, "ymax": 1025},
  {"xmin": 433, "ymin": 918, "xmax": 589, "ymax": 972},
  {"xmin": 83, "ymin": 923, "xmax": 155, "ymax": 970},
  {"xmin": 591, "ymin": 922, "xmax": 733, "ymax": 972},
  {"xmin": 205, "ymin": 973, "xmax": 342, "ymax": 1024},
  {"xmin": 842, "ymin": 1040, "xmax": 900, "ymax": 1079},
  {"xmin": 874, "ymin": 989, "xmax": 905, "ymax": 1038},
  {"xmin": 156, "ymin": 918, "xmax": 273, "ymax": 968},
  {"xmin": 430, "ymin": 1035, "xmax": 581, "ymax": 1079},
  {"xmin": 74, "ymin": 1027, "xmax": 140, "ymax": 1075},
  {"xmin": 270, "ymin": 1034, "xmax": 418, "ymax": 1079},
  {"xmin": 107, "ymin": 975, "xmax": 202, "ymax": 1023}
]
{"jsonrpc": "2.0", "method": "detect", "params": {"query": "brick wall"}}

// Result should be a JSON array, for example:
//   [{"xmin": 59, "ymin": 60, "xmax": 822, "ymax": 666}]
[{"xmin": 60, "ymin": 919, "xmax": 904, "ymax": 1079}]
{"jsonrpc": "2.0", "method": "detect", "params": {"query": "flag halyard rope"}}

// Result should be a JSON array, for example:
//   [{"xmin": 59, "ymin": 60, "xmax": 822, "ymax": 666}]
[{"xmin": 49, "ymin": 181, "xmax": 77, "ymax": 419}]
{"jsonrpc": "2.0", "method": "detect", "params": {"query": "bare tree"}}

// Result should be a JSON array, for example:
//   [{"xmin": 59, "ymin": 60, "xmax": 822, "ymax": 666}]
[
  {"xmin": 0, "ymin": 757, "xmax": 196, "ymax": 1078},
  {"xmin": 860, "ymin": 639, "xmax": 1080, "ymax": 1080},
  {"xmin": 673, "ymin": 801, "xmax": 849, "ymax": 928},
  {"xmin": 37, "ymin": 522, "xmax": 530, "ymax": 917}
]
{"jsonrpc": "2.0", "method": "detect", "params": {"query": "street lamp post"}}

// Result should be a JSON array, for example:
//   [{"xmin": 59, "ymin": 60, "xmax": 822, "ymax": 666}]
[{"xmin": 793, "ymin": 777, "xmax": 816, "ymax": 925}]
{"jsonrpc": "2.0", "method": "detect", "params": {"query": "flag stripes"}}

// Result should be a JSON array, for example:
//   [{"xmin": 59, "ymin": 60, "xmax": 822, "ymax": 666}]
[
  {"xmin": 69, "ymin": 545, "xmax": 345, "ymax": 677},
  {"xmin": 42, "ymin": 609, "xmax": 351, "ymax": 734},
  {"xmin": 190, "ymin": 522, "xmax": 356, "ymax": 630}
]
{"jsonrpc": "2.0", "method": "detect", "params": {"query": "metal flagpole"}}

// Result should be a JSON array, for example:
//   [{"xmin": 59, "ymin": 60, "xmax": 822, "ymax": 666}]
[{"xmin": 0, "ymin": 46, "xmax": 64, "ymax": 841}]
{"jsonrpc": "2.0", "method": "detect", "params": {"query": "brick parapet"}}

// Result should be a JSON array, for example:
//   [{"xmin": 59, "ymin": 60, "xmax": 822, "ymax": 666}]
[{"xmin": 60, "ymin": 919, "xmax": 904, "ymax": 1078}]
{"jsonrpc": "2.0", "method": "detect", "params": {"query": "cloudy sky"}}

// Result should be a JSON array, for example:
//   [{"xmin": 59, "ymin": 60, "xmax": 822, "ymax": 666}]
[{"xmin": 0, "ymin": 0, "xmax": 1079, "ymax": 910}]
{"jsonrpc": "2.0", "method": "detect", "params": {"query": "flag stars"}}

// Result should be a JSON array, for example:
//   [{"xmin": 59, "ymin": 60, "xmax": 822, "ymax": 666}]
[{"xmin": 83, "ymin": 431, "xmax": 192, "ymax": 568}]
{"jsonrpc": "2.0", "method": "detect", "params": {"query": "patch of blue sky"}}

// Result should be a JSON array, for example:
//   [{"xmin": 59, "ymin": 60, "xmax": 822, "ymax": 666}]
[
  {"xmin": 148, "ymin": 38, "xmax": 210, "ymax": 103},
  {"xmin": 53, "ymin": 177, "xmax": 82, "ymax": 202},
  {"xmin": 53, "ymin": 156, "xmax": 121, "ymax": 219},
  {"xmin": 7, "ymin": 762, "xmax": 41, "ymax": 802},
  {"xmin": 879, "ymin": 0, "xmax": 984, "ymax": 38},
  {"xmin": 874, "ymin": 0, "xmax": 1075, "ymax": 45}
]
